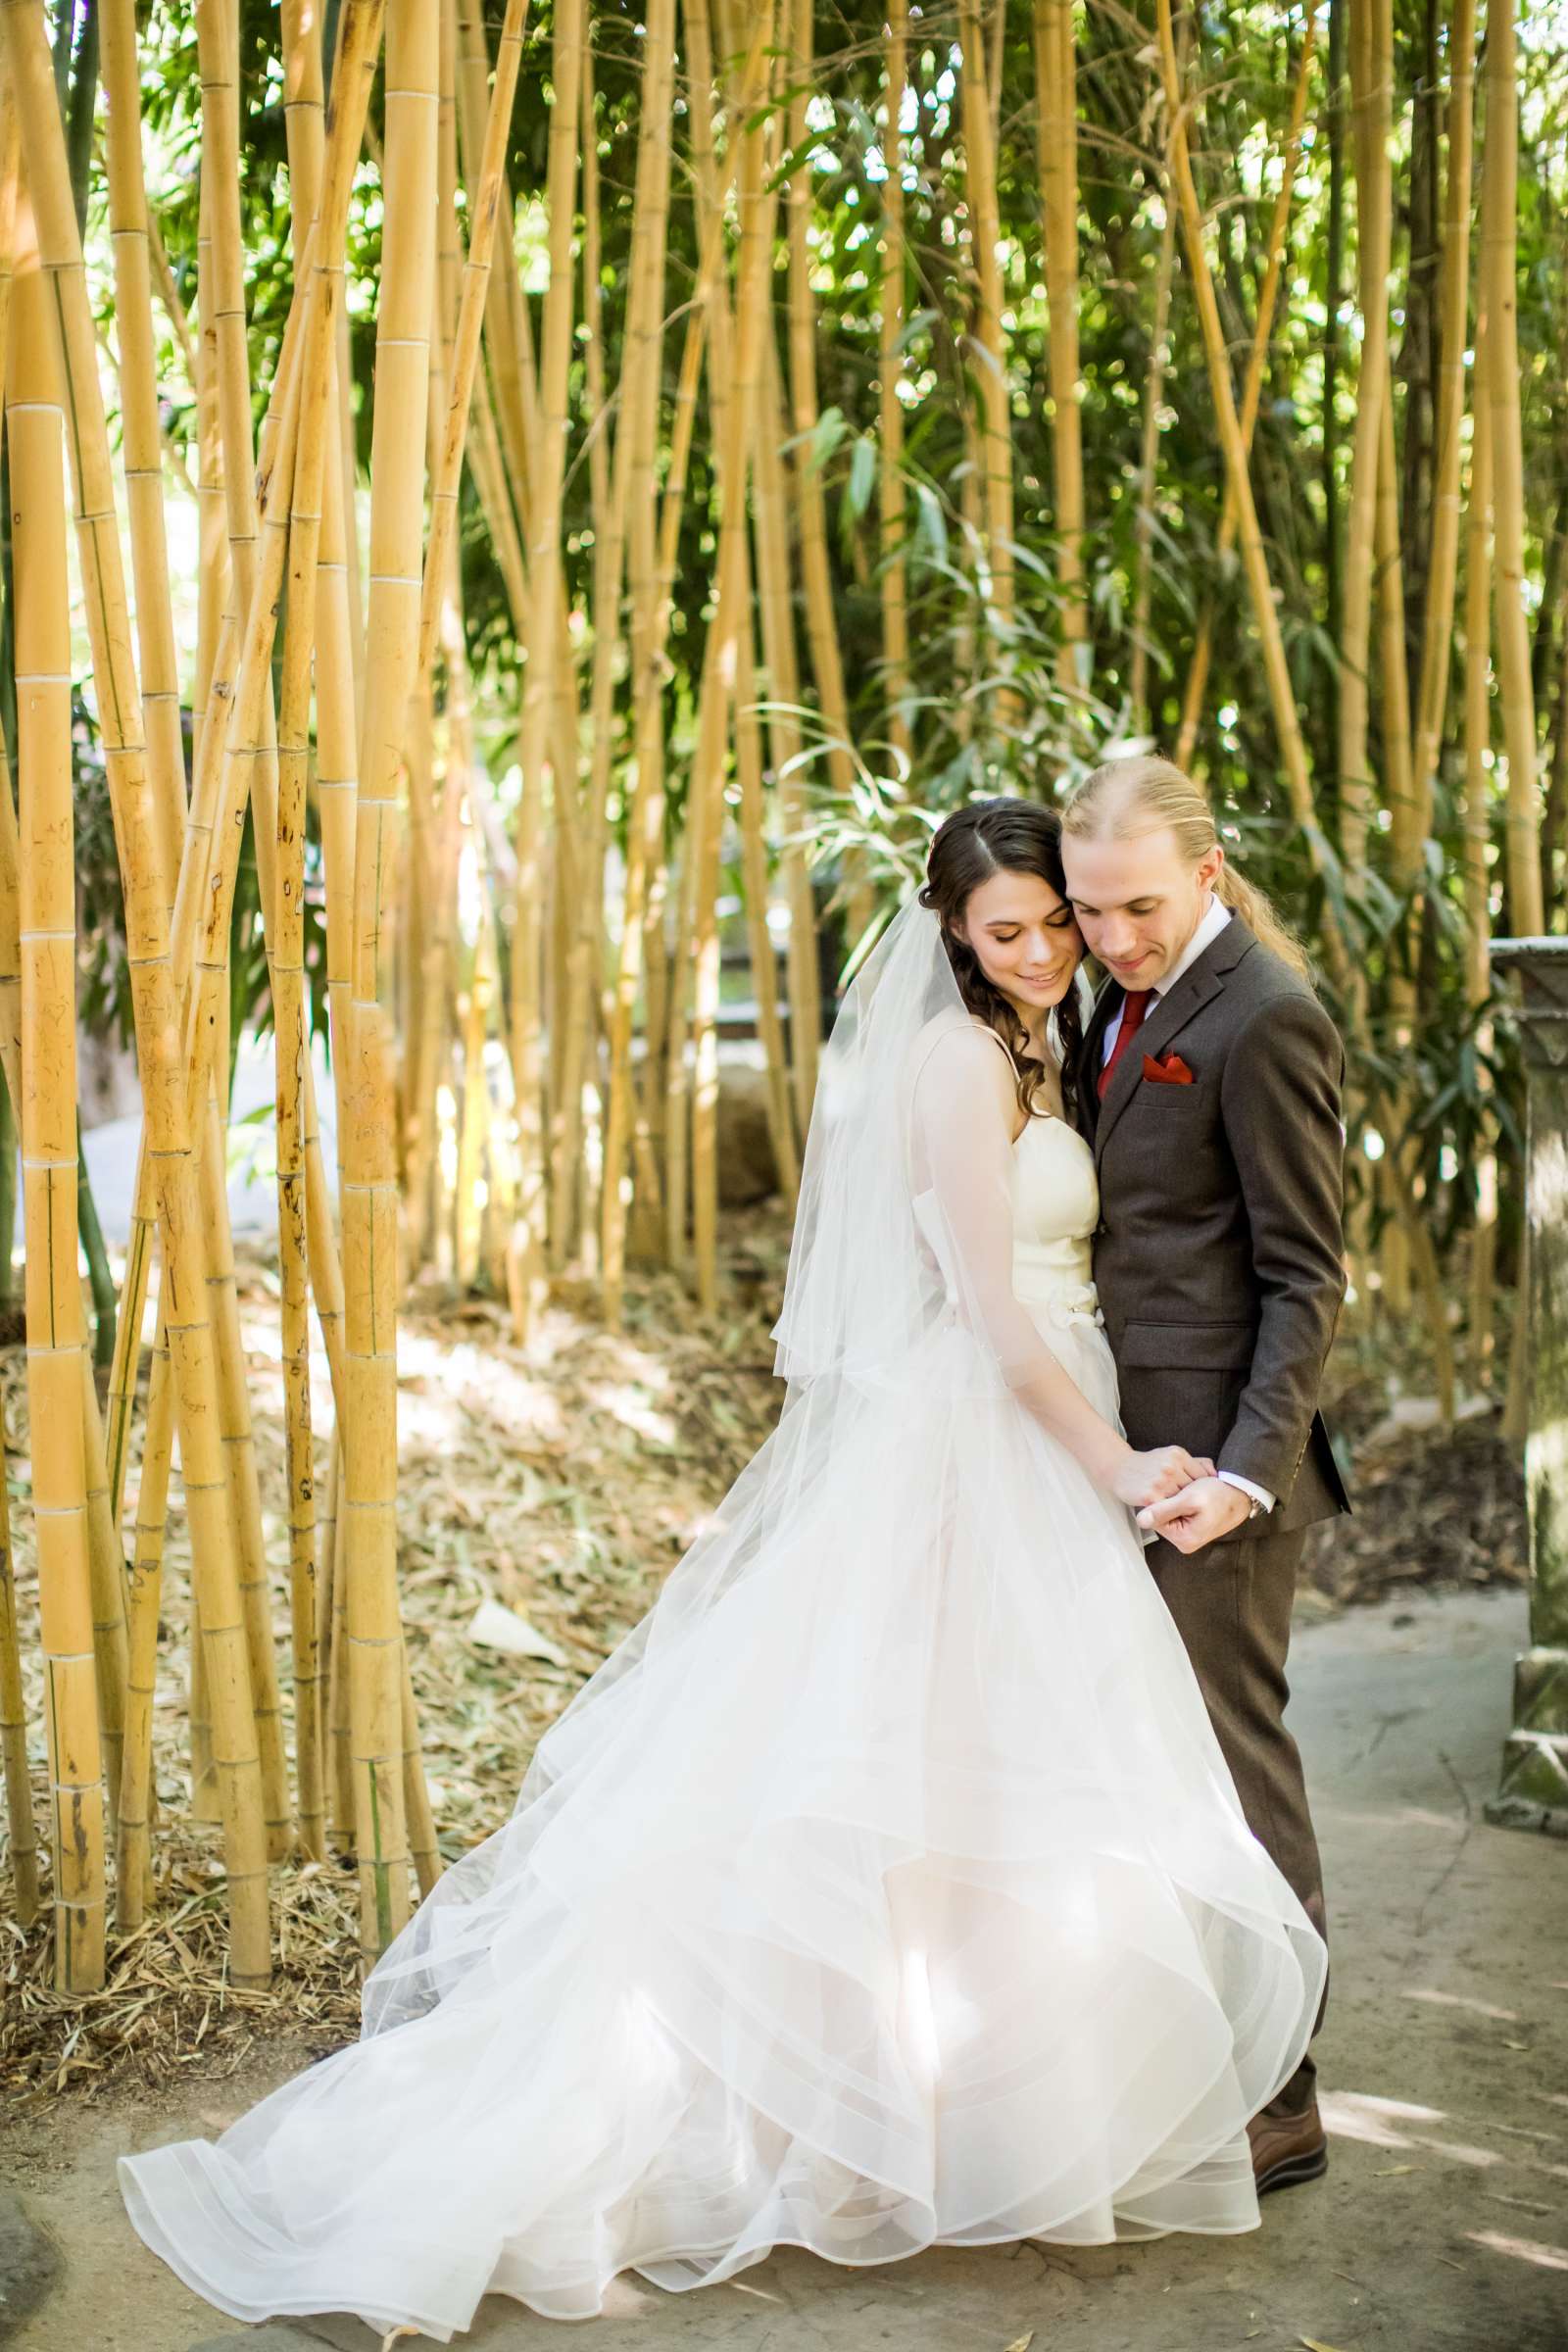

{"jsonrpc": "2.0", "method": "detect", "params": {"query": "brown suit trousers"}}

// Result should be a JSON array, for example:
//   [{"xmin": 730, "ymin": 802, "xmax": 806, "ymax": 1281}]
[{"xmin": 1144, "ymin": 1517, "xmax": 1330, "ymax": 2113}]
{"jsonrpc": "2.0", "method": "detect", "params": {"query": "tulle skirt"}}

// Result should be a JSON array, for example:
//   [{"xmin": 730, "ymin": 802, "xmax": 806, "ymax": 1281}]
[{"xmin": 118, "ymin": 1307, "xmax": 1327, "ymax": 2337}]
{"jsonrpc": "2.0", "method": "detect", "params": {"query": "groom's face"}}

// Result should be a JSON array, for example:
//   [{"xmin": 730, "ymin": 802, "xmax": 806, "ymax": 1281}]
[{"xmin": 1059, "ymin": 825, "xmax": 1223, "ymax": 991}]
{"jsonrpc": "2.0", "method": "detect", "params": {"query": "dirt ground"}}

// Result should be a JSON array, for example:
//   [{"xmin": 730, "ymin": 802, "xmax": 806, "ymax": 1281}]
[{"xmin": 4, "ymin": 1584, "xmax": 1564, "ymax": 2352}]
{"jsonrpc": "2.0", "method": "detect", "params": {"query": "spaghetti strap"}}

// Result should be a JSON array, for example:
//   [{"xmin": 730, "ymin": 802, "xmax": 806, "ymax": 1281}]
[{"xmin": 966, "ymin": 1017, "xmax": 1019, "ymax": 1069}]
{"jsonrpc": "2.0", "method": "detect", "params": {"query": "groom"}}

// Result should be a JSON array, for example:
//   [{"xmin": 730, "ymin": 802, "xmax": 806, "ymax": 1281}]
[{"xmin": 1059, "ymin": 757, "xmax": 1350, "ymax": 2199}]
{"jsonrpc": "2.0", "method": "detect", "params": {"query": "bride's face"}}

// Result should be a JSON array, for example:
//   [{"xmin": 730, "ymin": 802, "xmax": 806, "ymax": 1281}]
[{"xmin": 953, "ymin": 870, "xmax": 1084, "ymax": 1018}]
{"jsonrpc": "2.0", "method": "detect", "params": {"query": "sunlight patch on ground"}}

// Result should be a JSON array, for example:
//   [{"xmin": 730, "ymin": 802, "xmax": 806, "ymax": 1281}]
[
  {"xmin": 584, "ymin": 1383, "xmax": 677, "ymax": 1447},
  {"xmin": 1465, "ymin": 2229, "xmax": 1568, "ymax": 2272},
  {"xmin": 1404, "ymin": 1987, "xmax": 1520, "ymax": 2023},
  {"xmin": 1319, "ymin": 2089, "xmax": 1446, "ymax": 2148}
]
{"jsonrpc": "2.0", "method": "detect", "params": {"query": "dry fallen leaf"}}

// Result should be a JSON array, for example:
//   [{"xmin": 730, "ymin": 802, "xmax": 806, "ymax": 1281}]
[
  {"xmin": 1374, "ymin": 2162, "xmax": 1420, "ymax": 2176},
  {"xmin": 466, "ymin": 1596, "xmax": 571, "ymax": 1665},
  {"xmin": 1299, "ymin": 2339, "xmax": 1351, "ymax": 2352},
  {"xmin": 1003, "ymin": 2336, "xmax": 1035, "ymax": 2352}
]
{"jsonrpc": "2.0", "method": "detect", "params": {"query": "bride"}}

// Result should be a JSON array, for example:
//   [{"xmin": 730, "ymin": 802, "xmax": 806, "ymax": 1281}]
[{"xmin": 119, "ymin": 798, "xmax": 1327, "ymax": 2338}]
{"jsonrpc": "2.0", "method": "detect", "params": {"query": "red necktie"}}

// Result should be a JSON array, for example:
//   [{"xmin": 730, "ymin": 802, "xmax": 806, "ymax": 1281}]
[{"xmin": 1098, "ymin": 988, "xmax": 1152, "ymax": 1101}]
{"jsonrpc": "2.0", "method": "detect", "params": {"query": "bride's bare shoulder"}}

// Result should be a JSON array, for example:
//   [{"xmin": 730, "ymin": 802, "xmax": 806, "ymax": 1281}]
[{"xmin": 906, "ymin": 1009, "xmax": 1015, "ymax": 1093}]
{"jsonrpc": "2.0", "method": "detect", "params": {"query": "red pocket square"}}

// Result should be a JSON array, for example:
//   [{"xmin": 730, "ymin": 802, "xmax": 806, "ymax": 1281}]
[{"xmin": 1143, "ymin": 1052, "xmax": 1195, "ymax": 1086}]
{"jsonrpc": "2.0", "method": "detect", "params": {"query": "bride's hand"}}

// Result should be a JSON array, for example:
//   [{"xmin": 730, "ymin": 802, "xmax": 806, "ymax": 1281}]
[{"xmin": 1108, "ymin": 1446, "xmax": 1215, "ymax": 1509}]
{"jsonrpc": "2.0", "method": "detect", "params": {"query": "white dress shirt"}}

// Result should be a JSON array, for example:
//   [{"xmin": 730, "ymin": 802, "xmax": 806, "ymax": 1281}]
[{"xmin": 1099, "ymin": 896, "xmax": 1275, "ymax": 1520}]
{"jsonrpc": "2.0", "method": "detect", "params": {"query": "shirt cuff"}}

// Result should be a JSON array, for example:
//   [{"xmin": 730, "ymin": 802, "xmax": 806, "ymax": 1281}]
[{"xmin": 1218, "ymin": 1470, "xmax": 1275, "ymax": 1513}]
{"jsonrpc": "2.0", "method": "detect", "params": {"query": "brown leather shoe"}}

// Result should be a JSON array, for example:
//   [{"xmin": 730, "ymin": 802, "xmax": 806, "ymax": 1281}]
[{"xmin": 1247, "ymin": 2096, "xmax": 1328, "ymax": 2194}]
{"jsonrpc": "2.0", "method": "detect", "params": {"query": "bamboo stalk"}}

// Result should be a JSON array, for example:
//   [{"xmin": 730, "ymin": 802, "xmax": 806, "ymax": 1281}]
[
  {"xmin": 2, "ymin": 0, "xmax": 272, "ymax": 1983},
  {"xmin": 662, "ymin": 0, "xmax": 748, "ymax": 1279},
  {"xmin": 1464, "ymin": 288, "xmax": 1496, "ymax": 1382},
  {"xmin": 191, "ymin": 0, "xmax": 296, "ymax": 1860},
  {"xmin": 416, "ymin": 0, "xmax": 529, "ymax": 697},
  {"xmin": 958, "ymin": 0, "xmax": 1016, "ymax": 697},
  {"xmin": 684, "ymin": 0, "xmax": 779, "ymax": 1313},
  {"xmin": 341, "ymin": 0, "xmax": 442, "ymax": 1962},
  {"xmin": 548, "ymin": 0, "xmax": 668, "ymax": 1271},
  {"xmin": 1174, "ymin": 6, "xmax": 1316, "ymax": 763},
  {"xmin": 604, "ymin": 23, "xmax": 765, "ymax": 1300},
  {"xmin": 509, "ymin": 0, "xmax": 584, "ymax": 1341},
  {"xmin": 1337, "ymin": 0, "xmax": 1393, "ymax": 878},
  {"xmin": 106, "ymin": 263, "xmax": 313, "ymax": 1539},
  {"xmin": 755, "ymin": 322, "xmax": 822, "ymax": 1142},
  {"xmin": 144, "ymin": 203, "xmax": 196, "ymax": 385},
  {"xmin": 116, "ymin": 1310, "xmax": 174, "ymax": 1926},
  {"xmin": 102, "ymin": 0, "xmax": 186, "ymax": 898},
  {"xmin": 1033, "ymin": 0, "xmax": 1087, "ymax": 686},
  {"xmin": 1374, "ymin": 373, "xmax": 1414, "ymax": 858},
  {"xmin": 275, "ymin": 0, "xmax": 329, "ymax": 1867},
  {"xmin": 0, "ymin": 1382, "xmax": 37, "ymax": 1924},
  {"xmin": 0, "ymin": 135, "xmax": 33, "ymax": 1932},
  {"xmin": 1407, "ymin": 0, "xmax": 1477, "ymax": 868},
  {"xmin": 1482, "ymin": 0, "xmax": 1544, "ymax": 934},
  {"xmin": 783, "ymin": 0, "xmax": 862, "ymax": 875},
  {"xmin": 1153, "ymin": 0, "xmax": 1349, "ymax": 990},
  {"xmin": 879, "ymin": 0, "xmax": 911, "ymax": 768},
  {"xmin": 8, "ymin": 190, "xmax": 105, "ymax": 1987},
  {"xmin": 76, "ymin": 1343, "xmax": 129, "ymax": 1834},
  {"xmin": 1131, "ymin": 197, "xmax": 1177, "ymax": 738}
]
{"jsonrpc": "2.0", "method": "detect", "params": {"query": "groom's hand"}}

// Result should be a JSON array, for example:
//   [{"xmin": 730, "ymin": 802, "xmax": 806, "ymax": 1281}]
[{"xmin": 1136, "ymin": 1476, "xmax": 1252, "ymax": 1553}]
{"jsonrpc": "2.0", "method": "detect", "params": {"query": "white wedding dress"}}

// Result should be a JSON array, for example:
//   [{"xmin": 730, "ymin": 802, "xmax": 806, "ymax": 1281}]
[{"xmin": 119, "ymin": 947, "xmax": 1327, "ymax": 2340}]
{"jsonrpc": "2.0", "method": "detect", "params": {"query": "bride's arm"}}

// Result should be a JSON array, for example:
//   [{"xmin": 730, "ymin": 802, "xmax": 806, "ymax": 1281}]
[{"xmin": 911, "ymin": 1026, "xmax": 1203, "ymax": 1506}]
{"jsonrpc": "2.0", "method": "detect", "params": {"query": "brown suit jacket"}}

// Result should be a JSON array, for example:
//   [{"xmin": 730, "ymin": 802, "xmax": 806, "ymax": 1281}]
[{"xmin": 1076, "ymin": 913, "xmax": 1351, "ymax": 1536}]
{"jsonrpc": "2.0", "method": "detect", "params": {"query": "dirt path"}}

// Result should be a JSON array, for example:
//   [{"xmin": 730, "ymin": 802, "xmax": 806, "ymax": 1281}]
[{"xmin": 4, "ymin": 1586, "xmax": 1564, "ymax": 2352}]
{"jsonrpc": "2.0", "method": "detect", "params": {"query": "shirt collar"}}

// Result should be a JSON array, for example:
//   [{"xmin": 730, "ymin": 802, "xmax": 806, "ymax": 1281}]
[{"xmin": 1152, "ymin": 894, "xmax": 1232, "ymax": 1000}]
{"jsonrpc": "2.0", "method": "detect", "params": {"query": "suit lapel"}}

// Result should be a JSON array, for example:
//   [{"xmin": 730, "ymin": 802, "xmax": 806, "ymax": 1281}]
[{"xmin": 1092, "ymin": 916, "xmax": 1257, "ymax": 1166}]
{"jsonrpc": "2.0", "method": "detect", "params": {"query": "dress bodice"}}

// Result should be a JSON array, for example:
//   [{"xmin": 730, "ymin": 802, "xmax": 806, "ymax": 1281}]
[
  {"xmin": 913, "ymin": 1108, "xmax": 1103, "ymax": 1337},
  {"xmin": 1008, "ymin": 1114, "xmax": 1100, "ymax": 1325}
]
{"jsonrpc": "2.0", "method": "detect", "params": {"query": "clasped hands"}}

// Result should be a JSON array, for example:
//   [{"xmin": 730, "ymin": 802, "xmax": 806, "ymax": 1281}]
[{"xmin": 1109, "ymin": 1445, "xmax": 1253, "ymax": 1555}]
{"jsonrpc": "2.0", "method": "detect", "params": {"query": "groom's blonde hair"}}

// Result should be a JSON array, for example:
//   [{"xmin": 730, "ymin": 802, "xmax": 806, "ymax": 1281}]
[{"xmin": 1061, "ymin": 754, "xmax": 1313, "ymax": 983}]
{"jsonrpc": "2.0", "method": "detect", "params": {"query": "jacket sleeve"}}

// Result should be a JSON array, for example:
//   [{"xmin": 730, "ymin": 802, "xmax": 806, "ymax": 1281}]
[{"xmin": 1215, "ymin": 990, "xmax": 1348, "ymax": 1498}]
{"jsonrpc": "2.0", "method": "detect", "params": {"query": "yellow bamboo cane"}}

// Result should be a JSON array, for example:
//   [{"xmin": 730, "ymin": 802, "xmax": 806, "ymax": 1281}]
[
  {"xmin": 1338, "ymin": 0, "xmax": 1393, "ymax": 880},
  {"xmin": 2, "ymin": 0, "xmax": 272, "ymax": 1984},
  {"xmin": 781, "ymin": 0, "xmax": 865, "ymax": 927},
  {"xmin": 958, "ymin": 0, "xmax": 1016, "ymax": 710},
  {"xmin": 0, "ymin": 1383, "xmax": 38, "ymax": 1925},
  {"xmin": 1482, "ymin": 0, "xmax": 1544, "ymax": 934},
  {"xmin": 879, "ymin": 0, "xmax": 912, "ymax": 771},
  {"xmin": 8, "ymin": 192, "xmax": 106, "ymax": 1989},
  {"xmin": 508, "ymin": 0, "xmax": 584, "ymax": 1343},
  {"xmin": 754, "ymin": 323, "xmax": 822, "ymax": 1142},
  {"xmin": 1174, "ymin": 7, "xmax": 1317, "ymax": 765},
  {"xmin": 1463, "ymin": 290, "xmax": 1498, "ymax": 1388},
  {"xmin": 102, "ymin": 0, "xmax": 187, "ymax": 892},
  {"xmin": 341, "ymin": 0, "xmax": 442, "ymax": 1961},
  {"xmin": 550, "ymin": 0, "xmax": 671, "ymax": 1267},
  {"xmin": 1033, "ymin": 0, "xmax": 1088, "ymax": 688},
  {"xmin": 0, "ymin": 112, "xmax": 33, "ymax": 1924},
  {"xmin": 687, "ymin": 0, "xmax": 779, "ymax": 1314},
  {"xmin": 274, "ymin": 0, "xmax": 330, "ymax": 1867},
  {"xmin": 1408, "ymin": 0, "xmax": 1476, "ymax": 860},
  {"xmin": 601, "ymin": 14, "xmax": 767, "ymax": 1319},
  {"xmin": 115, "ymin": 1308, "xmax": 174, "ymax": 1927},
  {"xmin": 1153, "ymin": 0, "xmax": 1350, "ymax": 991}
]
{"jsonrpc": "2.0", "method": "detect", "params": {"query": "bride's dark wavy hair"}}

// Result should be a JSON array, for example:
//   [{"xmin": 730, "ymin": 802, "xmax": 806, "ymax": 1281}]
[{"xmin": 918, "ymin": 799, "xmax": 1085, "ymax": 1126}]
